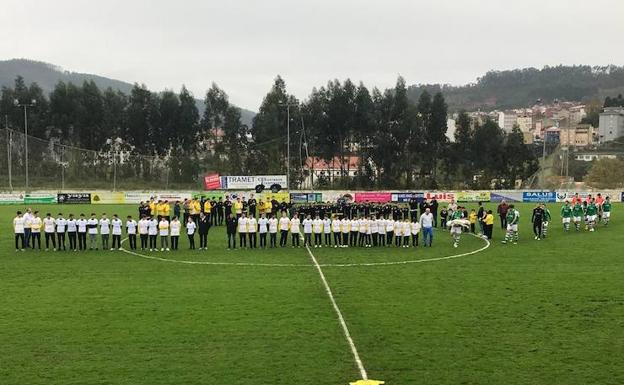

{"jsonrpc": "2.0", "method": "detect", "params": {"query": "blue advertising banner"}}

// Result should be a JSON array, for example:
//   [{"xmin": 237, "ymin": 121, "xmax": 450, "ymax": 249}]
[
  {"xmin": 522, "ymin": 191, "xmax": 557, "ymax": 202},
  {"xmin": 391, "ymin": 192, "xmax": 424, "ymax": 203}
]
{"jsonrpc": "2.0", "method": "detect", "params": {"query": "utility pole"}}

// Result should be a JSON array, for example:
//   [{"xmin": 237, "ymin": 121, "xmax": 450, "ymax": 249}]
[
  {"xmin": 14, "ymin": 99, "xmax": 36, "ymax": 191},
  {"xmin": 5, "ymin": 115, "xmax": 12, "ymax": 191},
  {"xmin": 279, "ymin": 101, "xmax": 299, "ymax": 190}
]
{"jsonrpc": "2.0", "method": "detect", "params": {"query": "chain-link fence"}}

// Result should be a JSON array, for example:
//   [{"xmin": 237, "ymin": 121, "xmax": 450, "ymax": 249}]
[{"xmin": 0, "ymin": 128, "xmax": 206, "ymax": 191}]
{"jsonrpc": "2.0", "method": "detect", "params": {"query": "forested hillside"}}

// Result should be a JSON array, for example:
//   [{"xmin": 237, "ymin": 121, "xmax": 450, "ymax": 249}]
[{"xmin": 408, "ymin": 65, "xmax": 624, "ymax": 112}]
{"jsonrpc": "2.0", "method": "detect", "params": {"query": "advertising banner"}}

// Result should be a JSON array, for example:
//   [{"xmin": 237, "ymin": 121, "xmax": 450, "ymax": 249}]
[
  {"xmin": 0, "ymin": 193, "xmax": 25, "ymax": 205},
  {"xmin": 391, "ymin": 192, "xmax": 424, "ymax": 203},
  {"xmin": 124, "ymin": 192, "xmax": 154, "ymax": 203},
  {"xmin": 259, "ymin": 191, "xmax": 291, "ymax": 203},
  {"xmin": 522, "ymin": 191, "xmax": 557, "ymax": 202},
  {"xmin": 24, "ymin": 193, "xmax": 57, "ymax": 204},
  {"xmin": 423, "ymin": 192, "xmax": 455, "ymax": 202},
  {"xmin": 220, "ymin": 175, "xmax": 287, "ymax": 190},
  {"xmin": 192, "ymin": 191, "xmax": 225, "ymax": 200},
  {"xmin": 290, "ymin": 193, "xmax": 323, "ymax": 203},
  {"xmin": 490, "ymin": 191, "xmax": 523, "ymax": 202},
  {"xmin": 622, "ymin": 192, "xmax": 624, "ymax": 203},
  {"xmin": 456, "ymin": 191, "xmax": 491, "ymax": 202},
  {"xmin": 91, "ymin": 192, "xmax": 126, "ymax": 204},
  {"xmin": 155, "ymin": 192, "xmax": 193, "ymax": 202},
  {"xmin": 556, "ymin": 191, "xmax": 609, "ymax": 202},
  {"xmin": 57, "ymin": 193, "xmax": 91, "ymax": 204},
  {"xmin": 203, "ymin": 173, "xmax": 221, "ymax": 190},
  {"xmin": 354, "ymin": 192, "xmax": 391, "ymax": 203}
]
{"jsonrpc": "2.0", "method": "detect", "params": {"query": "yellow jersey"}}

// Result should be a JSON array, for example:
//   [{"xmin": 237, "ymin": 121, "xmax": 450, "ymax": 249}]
[
  {"xmin": 204, "ymin": 201, "xmax": 212, "ymax": 212},
  {"xmin": 233, "ymin": 201, "xmax": 243, "ymax": 214},
  {"xmin": 149, "ymin": 201, "xmax": 156, "ymax": 215}
]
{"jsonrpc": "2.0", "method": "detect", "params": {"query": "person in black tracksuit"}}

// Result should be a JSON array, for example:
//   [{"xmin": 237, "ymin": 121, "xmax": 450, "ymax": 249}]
[
  {"xmin": 531, "ymin": 204, "xmax": 545, "ymax": 240},
  {"xmin": 198, "ymin": 212, "xmax": 210, "ymax": 249},
  {"xmin": 226, "ymin": 214, "xmax": 238, "ymax": 249}
]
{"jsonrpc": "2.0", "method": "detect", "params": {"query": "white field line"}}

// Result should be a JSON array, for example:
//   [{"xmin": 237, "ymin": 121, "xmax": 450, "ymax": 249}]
[
  {"xmin": 304, "ymin": 243, "xmax": 369, "ymax": 380},
  {"xmin": 120, "ymin": 234, "xmax": 490, "ymax": 268}
]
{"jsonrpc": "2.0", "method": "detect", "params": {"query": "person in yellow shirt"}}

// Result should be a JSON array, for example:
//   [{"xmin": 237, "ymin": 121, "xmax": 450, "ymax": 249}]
[
  {"xmin": 162, "ymin": 200, "xmax": 171, "ymax": 221},
  {"xmin": 203, "ymin": 199, "xmax": 212, "ymax": 223},
  {"xmin": 191, "ymin": 199, "xmax": 201, "ymax": 225},
  {"xmin": 233, "ymin": 197, "xmax": 243, "ymax": 218},
  {"xmin": 468, "ymin": 209, "xmax": 477, "ymax": 233},
  {"xmin": 149, "ymin": 199, "xmax": 157, "ymax": 217},
  {"xmin": 483, "ymin": 210, "xmax": 494, "ymax": 240}
]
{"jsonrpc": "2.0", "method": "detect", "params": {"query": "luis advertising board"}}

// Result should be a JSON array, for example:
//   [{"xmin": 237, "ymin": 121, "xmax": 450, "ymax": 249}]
[
  {"xmin": 423, "ymin": 192, "xmax": 455, "ymax": 202},
  {"xmin": 522, "ymin": 191, "xmax": 557, "ymax": 202},
  {"xmin": 57, "ymin": 193, "xmax": 91, "ymax": 204}
]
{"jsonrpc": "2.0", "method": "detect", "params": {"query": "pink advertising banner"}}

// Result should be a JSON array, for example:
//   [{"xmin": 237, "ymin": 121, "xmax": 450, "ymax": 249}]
[{"xmin": 354, "ymin": 192, "xmax": 392, "ymax": 203}]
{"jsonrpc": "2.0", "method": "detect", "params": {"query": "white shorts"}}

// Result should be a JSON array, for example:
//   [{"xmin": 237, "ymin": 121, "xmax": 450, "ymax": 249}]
[
  {"xmin": 562, "ymin": 218, "xmax": 571, "ymax": 224},
  {"xmin": 573, "ymin": 216, "xmax": 581, "ymax": 222},
  {"xmin": 588, "ymin": 215, "xmax": 597, "ymax": 222},
  {"xmin": 506, "ymin": 224, "xmax": 518, "ymax": 232},
  {"xmin": 450, "ymin": 226, "xmax": 462, "ymax": 235},
  {"xmin": 604, "ymin": 212, "xmax": 611, "ymax": 219}
]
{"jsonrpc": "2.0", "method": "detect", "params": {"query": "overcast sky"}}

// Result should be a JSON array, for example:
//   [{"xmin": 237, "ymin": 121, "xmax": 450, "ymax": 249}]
[{"xmin": 2, "ymin": 0, "xmax": 623, "ymax": 110}]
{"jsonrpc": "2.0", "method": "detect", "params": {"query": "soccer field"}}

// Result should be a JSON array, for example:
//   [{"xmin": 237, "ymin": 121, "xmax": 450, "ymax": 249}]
[{"xmin": 1, "ymin": 202, "xmax": 623, "ymax": 385}]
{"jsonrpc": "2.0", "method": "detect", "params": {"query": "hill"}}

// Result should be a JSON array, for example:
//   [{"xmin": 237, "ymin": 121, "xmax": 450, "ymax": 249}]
[
  {"xmin": 0, "ymin": 58, "xmax": 256, "ymax": 126},
  {"xmin": 408, "ymin": 65, "xmax": 624, "ymax": 112}
]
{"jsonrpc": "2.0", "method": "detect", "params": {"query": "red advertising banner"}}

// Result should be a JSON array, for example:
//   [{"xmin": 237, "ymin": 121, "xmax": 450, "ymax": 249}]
[
  {"xmin": 423, "ymin": 191, "xmax": 456, "ymax": 202},
  {"xmin": 354, "ymin": 192, "xmax": 391, "ymax": 203},
  {"xmin": 203, "ymin": 173, "xmax": 221, "ymax": 190}
]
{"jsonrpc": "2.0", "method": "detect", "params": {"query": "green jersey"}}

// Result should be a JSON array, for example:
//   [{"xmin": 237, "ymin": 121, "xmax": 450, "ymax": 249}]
[
  {"xmin": 506, "ymin": 209, "xmax": 519, "ymax": 225},
  {"xmin": 603, "ymin": 201, "xmax": 611, "ymax": 212},
  {"xmin": 544, "ymin": 208, "xmax": 551, "ymax": 221},
  {"xmin": 572, "ymin": 203, "xmax": 583, "ymax": 217},
  {"xmin": 451, "ymin": 210, "xmax": 463, "ymax": 220},
  {"xmin": 561, "ymin": 205, "xmax": 572, "ymax": 218},
  {"xmin": 586, "ymin": 203, "xmax": 598, "ymax": 216}
]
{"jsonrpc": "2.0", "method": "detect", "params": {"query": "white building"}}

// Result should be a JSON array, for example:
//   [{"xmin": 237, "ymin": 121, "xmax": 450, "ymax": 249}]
[
  {"xmin": 516, "ymin": 115, "xmax": 533, "ymax": 133},
  {"xmin": 598, "ymin": 107, "xmax": 624, "ymax": 143},
  {"xmin": 498, "ymin": 111, "xmax": 517, "ymax": 132}
]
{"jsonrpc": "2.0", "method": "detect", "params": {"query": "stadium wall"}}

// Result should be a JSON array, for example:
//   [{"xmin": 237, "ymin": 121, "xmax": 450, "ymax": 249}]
[{"xmin": 1, "ymin": 190, "xmax": 622, "ymax": 204}]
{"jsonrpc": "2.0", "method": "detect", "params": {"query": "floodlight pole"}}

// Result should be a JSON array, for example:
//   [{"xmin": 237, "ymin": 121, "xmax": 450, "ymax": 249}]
[
  {"xmin": 14, "ymin": 99, "xmax": 36, "ymax": 191},
  {"xmin": 280, "ymin": 101, "xmax": 299, "ymax": 190},
  {"xmin": 5, "ymin": 115, "xmax": 12, "ymax": 191}
]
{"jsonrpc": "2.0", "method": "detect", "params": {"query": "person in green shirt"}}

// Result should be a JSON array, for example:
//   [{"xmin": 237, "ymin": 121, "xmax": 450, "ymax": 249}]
[
  {"xmin": 502, "ymin": 204, "xmax": 519, "ymax": 244},
  {"xmin": 561, "ymin": 201, "xmax": 572, "ymax": 232},
  {"xmin": 541, "ymin": 203, "xmax": 552, "ymax": 238},
  {"xmin": 586, "ymin": 198, "xmax": 598, "ymax": 232},
  {"xmin": 602, "ymin": 197, "xmax": 612, "ymax": 226},
  {"xmin": 572, "ymin": 202, "xmax": 584, "ymax": 231}
]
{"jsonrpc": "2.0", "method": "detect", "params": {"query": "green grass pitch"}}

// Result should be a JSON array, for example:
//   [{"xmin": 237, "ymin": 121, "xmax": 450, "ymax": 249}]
[{"xmin": 1, "ymin": 202, "xmax": 623, "ymax": 385}]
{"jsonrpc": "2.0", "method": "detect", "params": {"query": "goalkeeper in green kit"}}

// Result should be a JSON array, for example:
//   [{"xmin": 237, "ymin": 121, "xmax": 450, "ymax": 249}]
[
  {"xmin": 502, "ymin": 204, "xmax": 519, "ymax": 244},
  {"xmin": 560, "ymin": 201, "xmax": 572, "ymax": 232},
  {"xmin": 602, "ymin": 196, "xmax": 612, "ymax": 226}
]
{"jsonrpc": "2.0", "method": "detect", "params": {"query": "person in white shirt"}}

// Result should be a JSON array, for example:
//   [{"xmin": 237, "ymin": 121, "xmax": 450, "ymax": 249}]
[
  {"xmin": 258, "ymin": 214, "xmax": 268, "ymax": 249},
  {"xmin": 77, "ymin": 214, "xmax": 88, "ymax": 251},
  {"xmin": 66, "ymin": 214, "xmax": 77, "ymax": 251},
  {"xmin": 43, "ymin": 213, "xmax": 57, "ymax": 251},
  {"xmin": 238, "ymin": 213, "xmax": 248, "ymax": 248},
  {"xmin": 23, "ymin": 209, "xmax": 33, "ymax": 248},
  {"xmin": 394, "ymin": 219, "xmax": 403, "ymax": 247},
  {"xmin": 278, "ymin": 212, "xmax": 290, "ymax": 247},
  {"xmin": 148, "ymin": 216, "xmax": 158, "ymax": 251},
  {"xmin": 302, "ymin": 215, "xmax": 313, "ymax": 247},
  {"xmin": 312, "ymin": 215, "xmax": 323, "ymax": 248},
  {"xmin": 411, "ymin": 219, "xmax": 421, "ymax": 247},
  {"xmin": 126, "ymin": 215, "xmax": 138, "ymax": 250},
  {"xmin": 323, "ymin": 215, "xmax": 332, "ymax": 247},
  {"xmin": 384, "ymin": 216, "xmax": 394, "ymax": 247},
  {"xmin": 420, "ymin": 208, "xmax": 434, "ymax": 247},
  {"xmin": 290, "ymin": 214, "xmax": 301, "ymax": 247},
  {"xmin": 169, "ymin": 216, "xmax": 181, "ymax": 250},
  {"xmin": 13, "ymin": 211, "xmax": 25, "ymax": 251},
  {"xmin": 350, "ymin": 217, "xmax": 360, "ymax": 247},
  {"xmin": 54, "ymin": 213, "xmax": 67, "ymax": 251},
  {"xmin": 331, "ymin": 215, "xmax": 341, "ymax": 248},
  {"xmin": 110, "ymin": 214, "xmax": 123, "ymax": 250},
  {"xmin": 87, "ymin": 213, "xmax": 99, "ymax": 250},
  {"xmin": 186, "ymin": 216, "xmax": 196, "ymax": 249},
  {"xmin": 340, "ymin": 217, "xmax": 350, "ymax": 247},
  {"xmin": 358, "ymin": 217, "xmax": 368, "ymax": 247},
  {"xmin": 159, "ymin": 217, "xmax": 170, "ymax": 251},
  {"xmin": 247, "ymin": 215, "xmax": 258, "ymax": 249},
  {"xmin": 30, "ymin": 211, "xmax": 43, "ymax": 250},
  {"xmin": 268, "ymin": 214, "xmax": 278, "ymax": 248},
  {"xmin": 99, "ymin": 214, "xmax": 111, "ymax": 250},
  {"xmin": 377, "ymin": 216, "xmax": 386, "ymax": 246},
  {"xmin": 402, "ymin": 219, "xmax": 411, "ymax": 248},
  {"xmin": 138, "ymin": 216, "xmax": 149, "ymax": 250},
  {"xmin": 370, "ymin": 217, "xmax": 379, "ymax": 247}
]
